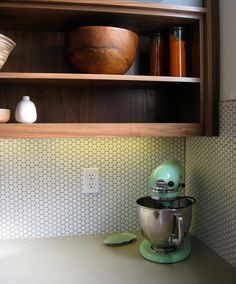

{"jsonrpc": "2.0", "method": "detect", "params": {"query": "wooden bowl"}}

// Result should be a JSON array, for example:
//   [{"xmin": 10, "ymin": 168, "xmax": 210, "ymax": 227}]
[
  {"xmin": 0, "ymin": 108, "xmax": 10, "ymax": 123},
  {"xmin": 65, "ymin": 26, "xmax": 139, "ymax": 74}
]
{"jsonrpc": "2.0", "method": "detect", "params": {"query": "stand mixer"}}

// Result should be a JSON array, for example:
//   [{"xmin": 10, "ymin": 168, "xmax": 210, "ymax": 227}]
[{"xmin": 136, "ymin": 160, "xmax": 196, "ymax": 263}]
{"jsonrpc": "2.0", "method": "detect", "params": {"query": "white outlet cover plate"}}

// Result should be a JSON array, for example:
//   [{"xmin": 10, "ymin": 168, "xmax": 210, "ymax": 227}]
[{"xmin": 82, "ymin": 168, "xmax": 99, "ymax": 194}]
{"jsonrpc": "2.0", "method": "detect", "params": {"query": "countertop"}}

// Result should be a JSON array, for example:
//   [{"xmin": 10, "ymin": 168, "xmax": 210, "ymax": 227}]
[{"xmin": 0, "ymin": 232, "xmax": 235, "ymax": 284}]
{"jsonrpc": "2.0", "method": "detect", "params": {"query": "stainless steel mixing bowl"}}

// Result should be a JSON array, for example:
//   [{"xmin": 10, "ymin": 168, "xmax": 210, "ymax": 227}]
[{"xmin": 136, "ymin": 196, "xmax": 196, "ymax": 251}]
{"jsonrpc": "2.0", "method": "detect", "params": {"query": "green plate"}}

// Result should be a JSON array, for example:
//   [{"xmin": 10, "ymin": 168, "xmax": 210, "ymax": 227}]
[{"xmin": 104, "ymin": 233, "xmax": 136, "ymax": 246}]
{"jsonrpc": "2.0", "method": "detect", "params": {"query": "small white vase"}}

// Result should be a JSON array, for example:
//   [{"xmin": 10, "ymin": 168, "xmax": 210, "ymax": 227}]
[{"xmin": 15, "ymin": 96, "xmax": 37, "ymax": 123}]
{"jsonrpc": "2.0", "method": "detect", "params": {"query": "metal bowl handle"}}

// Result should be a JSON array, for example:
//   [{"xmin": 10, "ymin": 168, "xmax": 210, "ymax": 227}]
[{"xmin": 171, "ymin": 214, "xmax": 184, "ymax": 246}]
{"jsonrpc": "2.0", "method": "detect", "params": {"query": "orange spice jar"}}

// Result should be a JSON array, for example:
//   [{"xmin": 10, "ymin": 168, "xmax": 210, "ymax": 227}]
[
  {"xmin": 149, "ymin": 32, "xmax": 165, "ymax": 76},
  {"xmin": 169, "ymin": 26, "xmax": 186, "ymax": 77}
]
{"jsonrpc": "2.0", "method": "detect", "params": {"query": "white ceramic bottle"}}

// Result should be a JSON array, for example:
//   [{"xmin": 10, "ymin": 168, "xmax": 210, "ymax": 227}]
[{"xmin": 15, "ymin": 96, "xmax": 37, "ymax": 123}]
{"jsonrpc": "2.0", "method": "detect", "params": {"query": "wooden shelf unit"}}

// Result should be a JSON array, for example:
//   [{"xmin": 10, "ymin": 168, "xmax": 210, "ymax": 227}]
[{"xmin": 0, "ymin": 0, "xmax": 219, "ymax": 138}]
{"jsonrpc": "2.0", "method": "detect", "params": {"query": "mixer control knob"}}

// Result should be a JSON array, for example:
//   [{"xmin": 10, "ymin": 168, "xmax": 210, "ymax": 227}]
[{"xmin": 168, "ymin": 181, "xmax": 174, "ymax": 187}]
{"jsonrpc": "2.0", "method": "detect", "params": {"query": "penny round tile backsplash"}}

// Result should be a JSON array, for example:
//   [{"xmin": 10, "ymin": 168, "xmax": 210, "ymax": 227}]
[{"xmin": 0, "ymin": 137, "xmax": 185, "ymax": 239}]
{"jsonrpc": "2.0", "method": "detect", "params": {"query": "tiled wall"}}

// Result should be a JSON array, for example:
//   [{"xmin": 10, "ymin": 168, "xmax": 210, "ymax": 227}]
[
  {"xmin": 219, "ymin": 101, "xmax": 236, "ymax": 137},
  {"xmin": 0, "ymin": 137, "xmax": 185, "ymax": 239},
  {"xmin": 186, "ymin": 100, "xmax": 236, "ymax": 268}
]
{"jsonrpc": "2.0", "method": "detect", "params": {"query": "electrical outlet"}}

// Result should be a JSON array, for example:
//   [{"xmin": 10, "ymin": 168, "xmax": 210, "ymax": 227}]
[{"xmin": 82, "ymin": 168, "xmax": 99, "ymax": 194}]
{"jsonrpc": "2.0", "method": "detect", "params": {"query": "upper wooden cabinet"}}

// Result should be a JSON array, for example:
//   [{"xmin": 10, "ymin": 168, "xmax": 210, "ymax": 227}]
[{"xmin": 0, "ymin": 0, "xmax": 219, "ymax": 138}]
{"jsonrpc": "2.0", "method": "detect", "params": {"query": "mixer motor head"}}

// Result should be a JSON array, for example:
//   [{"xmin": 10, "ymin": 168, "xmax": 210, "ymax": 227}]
[{"xmin": 150, "ymin": 160, "xmax": 183, "ymax": 200}]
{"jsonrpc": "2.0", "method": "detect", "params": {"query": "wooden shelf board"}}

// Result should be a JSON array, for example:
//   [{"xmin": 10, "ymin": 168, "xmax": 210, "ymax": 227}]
[
  {"xmin": 0, "ymin": 1, "xmax": 207, "ymax": 13},
  {"xmin": 0, "ymin": 73, "xmax": 201, "ymax": 86},
  {"xmin": 0, "ymin": 1, "xmax": 205, "ymax": 32},
  {"xmin": 0, "ymin": 123, "xmax": 204, "ymax": 138}
]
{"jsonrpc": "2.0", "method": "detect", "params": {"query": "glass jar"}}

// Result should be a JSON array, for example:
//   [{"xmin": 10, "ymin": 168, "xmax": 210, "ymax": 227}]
[
  {"xmin": 149, "ymin": 32, "xmax": 165, "ymax": 76},
  {"xmin": 169, "ymin": 26, "xmax": 186, "ymax": 77}
]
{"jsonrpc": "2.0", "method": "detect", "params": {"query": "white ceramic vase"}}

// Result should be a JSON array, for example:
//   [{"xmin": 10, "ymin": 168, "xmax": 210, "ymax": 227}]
[{"xmin": 15, "ymin": 96, "xmax": 37, "ymax": 123}]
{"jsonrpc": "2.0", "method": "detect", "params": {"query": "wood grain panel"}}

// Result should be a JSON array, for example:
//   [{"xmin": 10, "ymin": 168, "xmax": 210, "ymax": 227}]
[
  {"xmin": 0, "ymin": 1, "xmax": 205, "ymax": 33},
  {"xmin": 203, "ymin": 0, "xmax": 220, "ymax": 136},
  {"xmin": 185, "ymin": 21, "xmax": 200, "ymax": 77},
  {"xmin": 0, "ymin": 84, "xmax": 200, "ymax": 123},
  {"xmin": 0, "ymin": 30, "xmax": 70, "ymax": 73},
  {"xmin": 0, "ymin": 123, "xmax": 203, "ymax": 138}
]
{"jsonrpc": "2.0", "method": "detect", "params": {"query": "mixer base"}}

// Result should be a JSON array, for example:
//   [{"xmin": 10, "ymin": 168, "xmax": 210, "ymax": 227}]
[{"xmin": 139, "ymin": 235, "xmax": 191, "ymax": 264}]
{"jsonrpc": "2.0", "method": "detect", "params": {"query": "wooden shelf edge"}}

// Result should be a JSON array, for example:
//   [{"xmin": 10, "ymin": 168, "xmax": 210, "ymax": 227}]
[
  {"xmin": 0, "ymin": 1, "xmax": 207, "ymax": 14},
  {"xmin": 0, "ymin": 73, "xmax": 201, "ymax": 84},
  {"xmin": 0, "ymin": 123, "xmax": 204, "ymax": 138}
]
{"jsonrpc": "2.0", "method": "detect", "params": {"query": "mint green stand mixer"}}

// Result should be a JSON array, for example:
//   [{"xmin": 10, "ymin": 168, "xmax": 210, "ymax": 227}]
[{"xmin": 137, "ymin": 160, "xmax": 196, "ymax": 264}]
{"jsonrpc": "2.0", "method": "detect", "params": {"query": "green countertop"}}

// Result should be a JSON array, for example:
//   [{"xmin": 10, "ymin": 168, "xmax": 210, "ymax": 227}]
[{"xmin": 0, "ymin": 232, "xmax": 235, "ymax": 284}]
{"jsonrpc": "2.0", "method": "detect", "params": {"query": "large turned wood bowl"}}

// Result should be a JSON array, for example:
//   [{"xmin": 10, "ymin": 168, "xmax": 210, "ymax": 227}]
[{"xmin": 65, "ymin": 26, "xmax": 139, "ymax": 74}]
